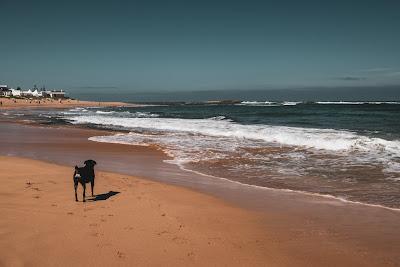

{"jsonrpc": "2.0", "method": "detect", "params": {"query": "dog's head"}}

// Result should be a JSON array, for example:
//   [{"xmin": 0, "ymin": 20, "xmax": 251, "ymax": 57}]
[{"xmin": 84, "ymin": 159, "xmax": 97, "ymax": 168}]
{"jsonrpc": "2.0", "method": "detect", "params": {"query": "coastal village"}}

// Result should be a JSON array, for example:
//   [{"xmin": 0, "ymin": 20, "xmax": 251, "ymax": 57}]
[
  {"xmin": 0, "ymin": 84, "xmax": 66, "ymax": 99},
  {"xmin": 0, "ymin": 84, "xmax": 127, "ymax": 108}
]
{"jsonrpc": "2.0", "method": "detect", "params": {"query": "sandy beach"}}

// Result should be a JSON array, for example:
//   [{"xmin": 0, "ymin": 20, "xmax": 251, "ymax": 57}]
[
  {"xmin": 0, "ymin": 97, "xmax": 129, "ymax": 109},
  {"xmin": 1, "ymin": 115, "xmax": 400, "ymax": 266},
  {"xmin": 2, "ymin": 1, "xmax": 400, "ymax": 265},
  {"xmin": 0, "ymin": 156, "xmax": 272, "ymax": 266}
]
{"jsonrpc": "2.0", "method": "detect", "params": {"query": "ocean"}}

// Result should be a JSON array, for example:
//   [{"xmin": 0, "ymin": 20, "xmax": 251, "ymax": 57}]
[{"xmin": 4, "ymin": 101, "xmax": 400, "ymax": 209}]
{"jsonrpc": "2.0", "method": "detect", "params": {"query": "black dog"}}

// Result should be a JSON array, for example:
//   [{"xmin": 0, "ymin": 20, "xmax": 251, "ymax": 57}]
[{"xmin": 73, "ymin": 160, "xmax": 97, "ymax": 202}]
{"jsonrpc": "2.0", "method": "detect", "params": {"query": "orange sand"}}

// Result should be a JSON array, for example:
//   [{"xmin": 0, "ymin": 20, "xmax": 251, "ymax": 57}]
[
  {"xmin": 0, "ymin": 157, "xmax": 272, "ymax": 266},
  {"xmin": 0, "ymin": 97, "xmax": 129, "ymax": 109}
]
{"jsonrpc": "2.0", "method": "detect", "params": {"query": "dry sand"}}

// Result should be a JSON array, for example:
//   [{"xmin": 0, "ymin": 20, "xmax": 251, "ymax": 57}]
[
  {"xmin": 0, "ymin": 97, "xmax": 129, "ymax": 109},
  {"xmin": 0, "ymin": 157, "xmax": 272, "ymax": 266}
]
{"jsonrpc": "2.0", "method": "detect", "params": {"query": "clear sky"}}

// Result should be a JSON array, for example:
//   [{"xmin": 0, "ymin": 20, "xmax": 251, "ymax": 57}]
[{"xmin": 1, "ymin": 0, "xmax": 400, "ymax": 92}]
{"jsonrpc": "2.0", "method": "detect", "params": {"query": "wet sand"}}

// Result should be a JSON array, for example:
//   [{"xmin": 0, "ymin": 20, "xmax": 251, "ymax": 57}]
[{"xmin": 1, "ymin": 121, "xmax": 400, "ymax": 266}]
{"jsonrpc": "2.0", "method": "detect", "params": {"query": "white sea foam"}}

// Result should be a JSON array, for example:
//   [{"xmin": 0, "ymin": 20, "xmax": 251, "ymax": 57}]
[
  {"xmin": 67, "ymin": 114, "xmax": 400, "ymax": 155},
  {"xmin": 66, "ymin": 107, "xmax": 89, "ymax": 113},
  {"xmin": 316, "ymin": 101, "xmax": 365, "ymax": 105},
  {"xmin": 239, "ymin": 100, "xmax": 400, "ymax": 106},
  {"xmin": 239, "ymin": 101, "xmax": 400, "ymax": 105},
  {"xmin": 283, "ymin": 101, "xmax": 301, "ymax": 106},
  {"xmin": 316, "ymin": 101, "xmax": 400, "ymax": 105},
  {"xmin": 133, "ymin": 112, "xmax": 159, "ymax": 118},
  {"xmin": 238, "ymin": 101, "xmax": 280, "ymax": 106},
  {"xmin": 95, "ymin": 110, "xmax": 115, "ymax": 114}
]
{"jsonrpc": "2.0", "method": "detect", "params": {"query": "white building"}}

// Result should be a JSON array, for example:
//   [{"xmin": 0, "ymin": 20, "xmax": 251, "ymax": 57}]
[
  {"xmin": 2, "ymin": 85, "xmax": 67, "ymax": 99},
  {"xmin": 21, "ymin": 89, "xmax": 33, "ymax": 97},
  {"xmin": 10, "ymin": 88, "xmax": 21, "ymax": 96},
  {"xmin": 32, "ymin": 89, "xmax": 43, "ymax": 97},
  {"xmin": 43, "ymin": 90, "xmax": 66, "ymax": 98}
]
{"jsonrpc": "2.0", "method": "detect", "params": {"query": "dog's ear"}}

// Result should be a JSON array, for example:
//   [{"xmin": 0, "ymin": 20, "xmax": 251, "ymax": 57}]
[{"xmin": 75, "ymin": 165, "xmax": 79, "ymax": 170}]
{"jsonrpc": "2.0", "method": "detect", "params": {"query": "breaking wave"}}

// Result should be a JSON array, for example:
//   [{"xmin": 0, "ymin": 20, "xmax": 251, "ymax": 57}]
[
  {"xmin": 67, "ymin": 114, "xmax": 400, "ymax": 155},
  {"xmin": 238, "ymin": 101, "xmax": 400, "ymax": 106}
]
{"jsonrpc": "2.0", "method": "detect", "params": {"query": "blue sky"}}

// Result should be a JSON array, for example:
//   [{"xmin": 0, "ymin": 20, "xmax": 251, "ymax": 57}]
[{"xmin": 1, "ymin": 0, "xmax": 400, "ymax": 92}]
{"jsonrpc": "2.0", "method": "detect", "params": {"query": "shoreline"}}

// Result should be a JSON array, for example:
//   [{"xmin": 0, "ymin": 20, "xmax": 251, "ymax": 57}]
[
  {"xmin": 5, "ymin": 116, "xmax": 397, "ymax": 213},
  {"xmin": 1, "ymin": 106, "xmax": 399, "ymax": 212},
  {"xmin": 87, "ymin": 129, "xmax": 400, "ymax": 213},
  {"xmin": 19, "ymin": 118, "xmax": 400, "ymax": 212},
  {"xmin": 1, "ymin": 109, "xmax": 400, "ymax": 265},
  {"xmin": 0, "ymin": 96, "xmax": 133, "ymax": 109},
  {"xmin": 171, "ymin": 155, "xmax": 400, "ymax": 212}
]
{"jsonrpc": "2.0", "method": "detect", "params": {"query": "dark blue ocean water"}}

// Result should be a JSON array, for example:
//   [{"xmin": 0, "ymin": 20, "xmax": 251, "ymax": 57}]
[{"xmin": 113, "ymin": 102, "xmax": 400, "ymax": 140}]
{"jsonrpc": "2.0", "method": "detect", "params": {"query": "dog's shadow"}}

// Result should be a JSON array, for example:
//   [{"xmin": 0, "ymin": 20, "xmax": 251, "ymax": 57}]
[{"xmin": 88, "ymin": 191, "xmax": 120, "ymax": 201}]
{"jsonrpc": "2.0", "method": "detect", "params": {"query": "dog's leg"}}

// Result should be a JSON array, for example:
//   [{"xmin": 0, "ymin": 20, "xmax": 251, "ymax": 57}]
[
  {"xmin": 74, "ymin": 180, "xmax": 78, "ymax": 202},
  {"xmin": 91, "ymin": 180, "xmax": 94, "ymax": 197},
  {"xmin": 82, "ymin": 183, "xmax": 86, "ymax": 202}
]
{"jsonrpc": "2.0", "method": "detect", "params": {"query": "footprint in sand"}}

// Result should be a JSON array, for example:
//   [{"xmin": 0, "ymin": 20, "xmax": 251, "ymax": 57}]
[
  {"xmin": 33, "ymin": 195, "xmax": 40, "ymax": 199},
  {"xmin": 51, "ymin": 204, "xmax": 57, "ymax": 207},
  {"xmin": 116, "ymin": 251, "xmax": 126, "ymax": 259},
  {"xmin": 67, "ymin": 212, "xmax": 74, "ymax": 215},
  {"xmin": 89, "ymin": 223, "xmax": 98, "ymax": 227},
  {"xmin": 157, "ymin": 230, "xmax": 169, "ymax": 236}
]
